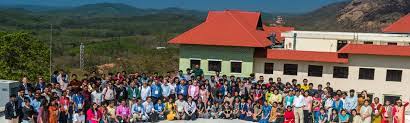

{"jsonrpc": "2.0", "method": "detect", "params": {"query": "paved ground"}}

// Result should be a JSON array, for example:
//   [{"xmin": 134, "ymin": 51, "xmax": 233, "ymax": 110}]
[{"xmin": 0, "ymin": 116, "xmax": 409, "ymax": 122}]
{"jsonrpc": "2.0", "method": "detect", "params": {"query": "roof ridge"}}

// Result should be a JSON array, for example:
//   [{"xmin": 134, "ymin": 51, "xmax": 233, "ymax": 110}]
[{"xmin": 226, "ymin": 11, "xmax": 264, "ymax": 47}]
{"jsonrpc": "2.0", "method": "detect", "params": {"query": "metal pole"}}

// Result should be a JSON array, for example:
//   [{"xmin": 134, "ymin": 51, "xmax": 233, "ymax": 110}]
[{"xmin": 50, "ymin": 24, "xmax": 53, "ymax": 79}]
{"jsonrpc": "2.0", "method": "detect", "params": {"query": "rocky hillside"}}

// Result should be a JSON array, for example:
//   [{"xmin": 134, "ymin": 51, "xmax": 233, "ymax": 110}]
[
  {"xmin": 286, "ymin": 0, "xmax": 410, "ymax": 32},
  {"xmin": 337, "ymin": 0, "xmax": 410, "ymax": 32}
]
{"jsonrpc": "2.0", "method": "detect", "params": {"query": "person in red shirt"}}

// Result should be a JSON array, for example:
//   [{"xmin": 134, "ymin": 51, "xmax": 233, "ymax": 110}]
[
  {"xmin": 284, "ymin": 106, "xmax": 295, "ymax": 123},
  {"xmin": 59, "ymin": 91, "xmax": 70, "ymax": 123}
]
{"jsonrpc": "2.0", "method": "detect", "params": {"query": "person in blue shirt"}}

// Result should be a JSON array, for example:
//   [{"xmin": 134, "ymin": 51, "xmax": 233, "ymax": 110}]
[
  {"xmin": 259, "ymin": 101, "xmax": 272, "ymax": 123},
  {"xmin": 72, "ymin": 93, "xmax": 84, "ymax": 112},
  {"xmin": 30, "ymin": 93, "xmax": 42, "ymax": 114},
  {"xmin": 143, "ymin": 97, "xmax": 155, "ymax": 122},
  {"xmin": 239, "ymin": 98, "xmax": 248, "ymax": 120},
  {"xmin": 151, "ymin": 80, "xmax": 162, "ymax": 104},
  {"xmin": 176, "ymin": 80, "xmax": 188, "ymax": 98},
  {"xmin": 338, "ymin": 109, "xmax": 350, "ymax": 123},
  {"xmin": 131, "ymin": 99, "xmax": 145, "ymax": 122},
  {"xmin": 332, "ymin": 94, "xmax": 344, "ymax": 113},
  {"xmin": 154, "ymin": 99, "xmax": 166, "ymax": 120}
]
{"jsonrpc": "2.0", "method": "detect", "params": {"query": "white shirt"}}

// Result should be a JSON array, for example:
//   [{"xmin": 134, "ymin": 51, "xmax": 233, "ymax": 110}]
[
  {"xmin": 91, "ymin": 91, "xmax": 103, "ymax": 105},
  {"xmin": 102, "ymin": 87, "xmax": 115, "ymax": 100},
  {"xmin": 169, "ymin": 83, "xmax": 176, "ymax": 94},
  {"xmin": 293, "ymin": 95, "xmax": 306, "ymax": 108},
  {"xmin": 140, "ymin": 86, "xmax": 151, "ymax": 101},
  {"xmin": 73, "ymin": 113, "xmax": 85, "ymax": 123},
  {"xmin": 175, "ymin": 100, "xmax": 186, "ymax": 112}
]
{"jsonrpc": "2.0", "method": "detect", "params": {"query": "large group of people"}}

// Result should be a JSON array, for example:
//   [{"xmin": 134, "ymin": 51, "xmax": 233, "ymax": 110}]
[{"xmin": 4, "ymin": 65, "xmax": 409, "ymax": 123}]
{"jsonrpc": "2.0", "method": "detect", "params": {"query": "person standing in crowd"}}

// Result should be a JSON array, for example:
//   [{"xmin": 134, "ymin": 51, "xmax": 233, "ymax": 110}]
[
  {"xmin": 392, "ymin": 99, "xmax": 409, "ymax": 123},
  {"xmin": 151, "ymin": 79, "xmax": 162, "ymax": 103},
  {"xmin": 360, "ymin": 100, "xmax": 372, "ymax": 123},
  {"xmin": 102, "ymin": 82, "xmax": 116, "ymax": 103},
  {"xmin": 22, "ymin": 99, "xmax": 34, "ymax": 123},
  {"xmin": 5, "ymin": 94, "xmax": 18, "ymax": 123},
  {"xmin": 192, "ymin": 64, "xmax": 203, "ymax": 78},
  {"xmin": 371, "ymin": 97, "xmax": 383, "ymax": 123},
  {"xmin": 188, "ymin": 80, "xmax": 200, "ymax": 101},
  {"xmin": 19, "ymin": 77, "xmax": 33, "ymax": 95},
  {"xmin": 345, "ymin": 89, "xmax": 358, "ymax": 113},
  {"xmin": 293, "ymin": 90, "xmax": 305, "ymax": 123},
  {"xmin": 176, "ymin": 79, "xmax": 188, "ymax": 98},
  {"xmin": 127, "ymin": 81, "xmax": 140, "ymax": 105},
  {"xmin": 303, "ymin": 91, "xmax": 313, "ymax": 123},
  {"xmin": 87, "ymin": 103, "xmax": 101, "ymax": 123},
  {"xmin": 140, "ymin": 82, "xmax": 151, "ymax": 101},
  {"xmin": 381, "ymin": 100, "xmax": 393, "ymax": 123}
]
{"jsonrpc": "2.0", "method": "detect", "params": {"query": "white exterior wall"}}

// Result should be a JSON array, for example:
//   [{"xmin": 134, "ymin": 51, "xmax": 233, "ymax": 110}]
[
  {"xmin": 253, "ymin": 54, "xmax": 410, "ymax": 102},
  {"xmin": 283, "ymin": 31, "xmax": 410, "ymax": 52},
  {"xmin": 284, "ymin": 37, "xmax": 338, "ymax": 52}
]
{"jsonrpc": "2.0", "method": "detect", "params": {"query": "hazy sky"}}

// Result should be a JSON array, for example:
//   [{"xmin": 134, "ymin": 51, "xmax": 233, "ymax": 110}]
[{"xmin": 0, "ymin": 0, "xmax": 347, "ymax": 13}]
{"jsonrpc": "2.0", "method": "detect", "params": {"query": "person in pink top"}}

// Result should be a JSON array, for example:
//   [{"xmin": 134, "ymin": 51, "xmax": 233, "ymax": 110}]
[
  {"xmin": 116, "ymin": 100, "xmax": 131, "ymax": 122},
  {"xmin": 87, "ymin": 103, "xmax": 101, "ymax": 123},
  {"xmin": 303, "ymin": 91, "xmax": 313, "ymax": 123},
  {"xmin": 199, "ymin": 85, "xmax": 209, "ymax": 103},
  {"xmin": 188, "ymin": 80, "xmax": 200, "ymax": 100},
  {"xmin": 312, "ymin": 92, "xmax": 322, "ymax": 123}
]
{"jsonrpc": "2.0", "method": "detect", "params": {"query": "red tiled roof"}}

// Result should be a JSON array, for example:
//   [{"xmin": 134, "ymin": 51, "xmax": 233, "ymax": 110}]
[
  {"xmin": 267, "ymin": 49, "xmax": 348, "ymax": 63},
  {"xmin": 263, "ymin": 25, "xmax": 294, "ymax": 43},
  {"xmin": 339, "ymin": 44, "xmax": 410, "ymax": 57},
  {"xmin": 382, "ymin": 13, "xmax": 410, "ymax": 33},
  {"xmin": 169, "ymin": 10, "xmax": 272, "ymax": 47}
]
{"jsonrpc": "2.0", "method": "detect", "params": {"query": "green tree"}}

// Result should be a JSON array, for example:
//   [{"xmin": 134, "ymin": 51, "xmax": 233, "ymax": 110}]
[{"xmin": 0, "ymin": 32, "xmax": 50, "ymax": 81}]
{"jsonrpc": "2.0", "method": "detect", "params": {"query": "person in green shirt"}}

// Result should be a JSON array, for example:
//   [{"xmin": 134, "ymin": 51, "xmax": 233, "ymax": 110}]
[
  {"xmin": 127, "ymin": 81, "xmax": 140, "ymax": 104},
  {"xmin": 192, "ymin": 64, "xmax": 203, "ymax": 78}
]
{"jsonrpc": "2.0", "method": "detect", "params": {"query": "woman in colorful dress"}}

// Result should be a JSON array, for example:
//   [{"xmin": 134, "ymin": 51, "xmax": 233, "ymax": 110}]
[
  {"xmin": 360, "ymin": 100, "xmax": 372, "ymax": 123},
  {"xmin": 357, "ymin": 91, "xmax": 368, "ymax": 112},
  {"xmin": 381, "ymin": 100, "xmax": 393, "ymax": 123},
  {"xmin": 48, "ymin": 100, "xmax": 59, "ymax": 123},
  {"xmin": 87, "ymin": 103, "xmax": 101, "ymax": 123},
  {"xmin": 371, "ymin": 97, "xmax": 383, "ymax": 123},
  {"xmin": 392, "ymin": 99, "xmax": 409, "ymax": 123},
  {"xmin": 269, "ymin": 102, "xmax": 278, "ymax": 122}
]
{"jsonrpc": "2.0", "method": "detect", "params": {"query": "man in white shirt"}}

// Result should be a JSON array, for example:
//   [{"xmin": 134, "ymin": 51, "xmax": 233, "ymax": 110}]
[
  {"xmin": 175, "ymin": 95, "xmax": 186, "ymax": 120},
  {"xmin": 140, "ymin": 82, "xmax": 151, "ymax": 101},
  {"xmin": 184, "ymin": 96, "xmax": 197, "ymax": 120},
  {"xmin": 102, "ymin": 83, "xmax": 115, "ymax": 103},
  {"xmin": 293, "ymin": 90, "xmax": 306, "ymax": 123}
]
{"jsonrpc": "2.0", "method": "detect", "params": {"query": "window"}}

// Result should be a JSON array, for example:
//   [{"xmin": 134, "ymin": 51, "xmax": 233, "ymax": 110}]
[
  {"xmin": 337, "ymin": 40, "xmax": 348, "ymax": 50},
  {"xmin": 388, "ymin": 42, "xmax": 398, "ymax": 45},
  {"xmin": 190, "ymin": 59, "xmax": 200, "ymax": 69},
  {"xmin": 364, "ymin": 41, "xmax": 373, "ymax": 44},
  {"xmin": 359, "ymin": 68, "xmax": 375, "ymax": 80},
  {"xmin": 333, "ymin": 66, "xmax": 348, "ymax": 78},
  {"xmin": 231, "ymin": 62, "xmax": 242, "ymax": 73},
  {"xmin": 283, "ymin": 64, "xmax": 298, "ymax": 75},
  {"xmin": 386, "ymin": 70, "xmax": 402, "ymax": 82},
  {"xmin": 384, "ymin": 95, "xmax": 401, "ymax": 104},
  {"xmin": 308, "ymin": 65, "xmax": 323, "ymax": 77},
  {"xmin": 264, "ymin": 63, "xmax": 274, "ymax": 74},
  {"xmin": 208, "ymin": 61, "xmax": 221, "ymax": 72}
]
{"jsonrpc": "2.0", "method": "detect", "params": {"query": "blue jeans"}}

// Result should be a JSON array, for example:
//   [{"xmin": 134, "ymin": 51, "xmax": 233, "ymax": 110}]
[{"xmin": 313, "ymin": 111, "xmax": 320, "ymax": 123}]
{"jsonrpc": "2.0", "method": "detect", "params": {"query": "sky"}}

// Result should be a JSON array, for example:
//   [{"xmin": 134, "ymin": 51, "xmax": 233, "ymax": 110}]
[{"xmin": 0, "ymin": 0, "xmax": 348, "ymax": 13}]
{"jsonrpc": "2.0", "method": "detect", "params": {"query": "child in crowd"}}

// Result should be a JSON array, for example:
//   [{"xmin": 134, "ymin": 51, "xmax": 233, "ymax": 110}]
[{"xmin": 284, "ymin": 106, "xmax": 295, "ymax": 123}]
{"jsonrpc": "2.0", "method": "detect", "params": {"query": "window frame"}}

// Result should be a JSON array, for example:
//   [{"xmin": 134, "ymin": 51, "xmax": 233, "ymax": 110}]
[
  {"xmin": 230, "ymin": 60, "xmax": 242, "ymax": 73},
  {"xmin": 383, "ymin": 94, "xmax": 401, "ymax": 104},
  {"xmin": 333, "ymin": 66, "xmax": 349, "ymax": 78},
  {"xmin": 386, "ymin": 69, "xmax": 402, "ymax": 82},
  {"xmin": 189, "ymin": 58, "xmax": 201, "ymax": 69},
  {"xmin": 283, "ymin": 64, "xmax": 298, "ymax": 75},
  {"xmin": 207, "ymin": 59, "xmax": 222, "ymax": 72},
  {"xmin": 264, "ymin": 63, "xmax": 274, "ymax": 74},
  {"xmin": 358, "ymin": 68, "xmax": 375, "ymax": 80},
  {"xmin": 308, "ymin": 65, "xmax": 323, "ymax": 77}
]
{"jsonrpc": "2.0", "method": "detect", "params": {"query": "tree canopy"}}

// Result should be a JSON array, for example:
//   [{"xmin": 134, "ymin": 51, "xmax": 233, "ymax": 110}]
[{"xmin": 0, "ymin": 32, "xmax": 50, "ymax": 81}]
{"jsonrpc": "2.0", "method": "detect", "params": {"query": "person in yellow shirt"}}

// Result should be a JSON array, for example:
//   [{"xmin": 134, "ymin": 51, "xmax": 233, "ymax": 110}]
[
  {"xmin": 265, "ymin": 88, "xmax": 274, "ymax": 104},
  {"xmin": 268, "ymin": 89, "xmax": 282, "ymax": 105},
  {"xmin": 300, "ymin": 79, "xmax": 309, "ymax": 91},
  {"xmin": 165, "ymin": 98, "xmax": 176, "ymax": 120}
]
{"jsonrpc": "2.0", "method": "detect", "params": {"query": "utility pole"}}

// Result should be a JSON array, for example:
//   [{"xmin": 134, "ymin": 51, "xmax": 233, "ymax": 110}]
[
  {"xmin": 49, "ymin": 24, "xmax": 53, "ymax": 78},
  {"xmin": 80, "ymin": 42, "xmax": 85, "ymax": 70}
]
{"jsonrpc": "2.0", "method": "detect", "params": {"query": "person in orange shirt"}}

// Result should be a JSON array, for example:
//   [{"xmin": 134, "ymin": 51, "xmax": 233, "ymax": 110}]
[{"xmin": 48, "ymin": 100, "xmax": 59, "ymax": 123}]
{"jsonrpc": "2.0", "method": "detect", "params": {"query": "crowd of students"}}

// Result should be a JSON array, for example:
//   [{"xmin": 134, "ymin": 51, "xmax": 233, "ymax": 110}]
[{"xmin": 4, "ymin": 65, "xmax": 409, "ymax": 123}]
